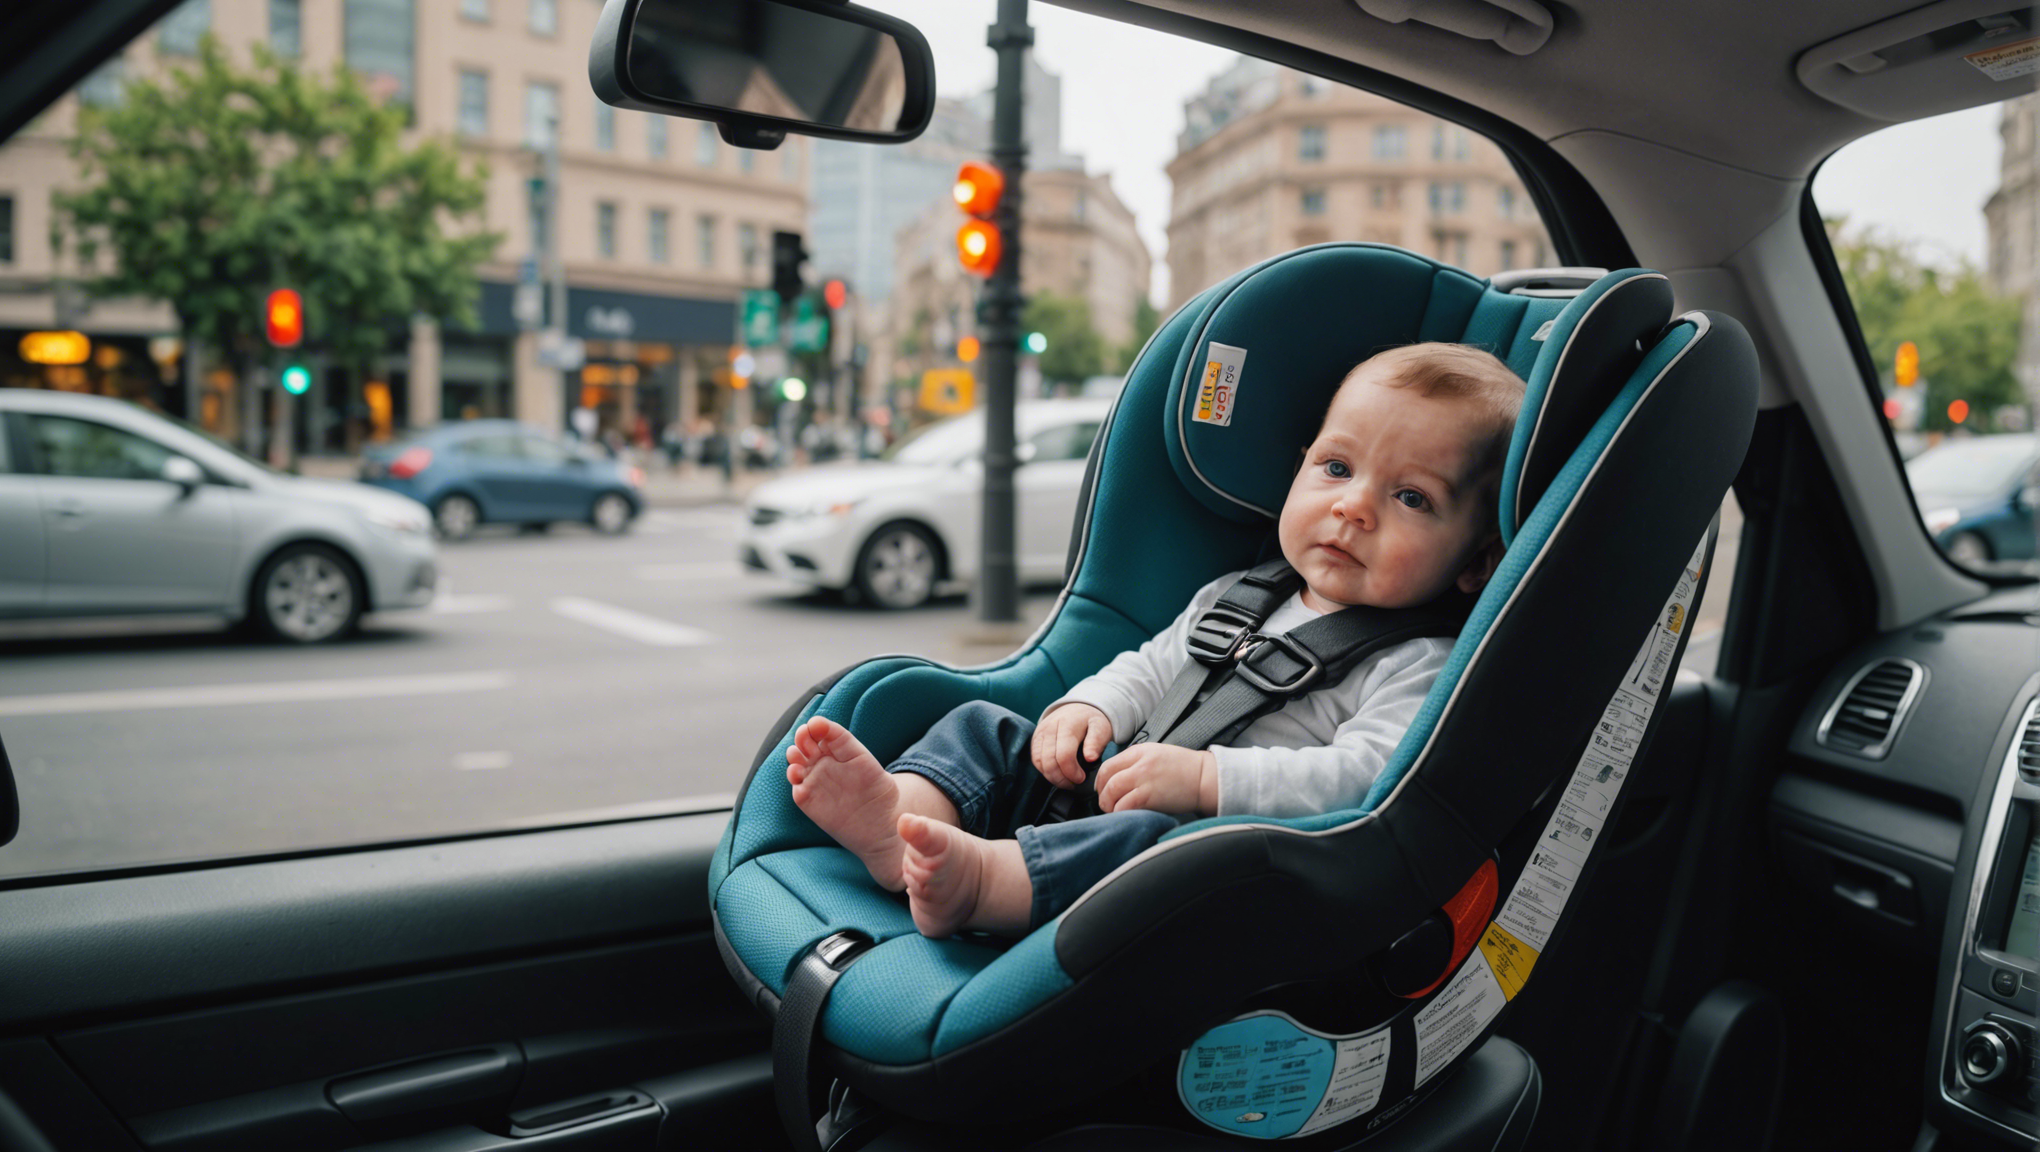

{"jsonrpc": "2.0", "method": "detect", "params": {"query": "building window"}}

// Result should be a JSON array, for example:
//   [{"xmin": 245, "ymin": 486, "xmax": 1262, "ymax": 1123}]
[
  {"xmin": 0, "ymin": 196, "xmax": 13, "ymax": 264},
  {"xmin": 696, "ymin": 122, "xmax": 717, "ymax": 166},
  {"xmin": 457, "ymin": 71, "xmax": 487, "ymax": 138},
  {"xmin": 1372, "ymin": 124, "xmax": 1405, "ymax": 160},
  {"xmin": 270, "ymin": 0, "xmax": 302, "ymax": 57},
  {"xmin": 1299, "ymin": 124, "xmax": 1326, "ymax": 162},
  {"xmin": 346, "ymin": 0, "xmax": 416, "ymax": 108},
  {"xmin": 646, "ymin": 115, "xmax": 666, "ymax": 159},
  {"xmin": 460, "ymin": 0, "xmax": 488, "ymax": 20},
  {"xmin": 649, "ymin": 209, "xmax": 669, "ymax": 265},
  {"xmin": 528, "ymin": 0, "xmax": 556, "ymax": 35},
  {"xmin": 597, "ymin": 201, "xmax": 617, "ymax": 259},
  {"xmin": 524, "ymin": 81, "xmax": 558, "ymax": 149},
  {"xmin": 1499, "ymin": 240, "xmax": 1516, "ymax": 271},
  {"xmin": 1370, "ymin": 183, "xmax": 1387, "ymax": 210},
  {"xmin": 1299, "ymin": 75, "xmax": 1325, "ymax": 98},
  {"xmin": 77, "ymin": 59, "xmax": 124, "ymax": 107},
  {"xmin": 1436, "ymin": 232, "xmax": 1468, "ymax": 266},
  {"xmin": 697, "ymin": 214, "xmax": 716, "ymax": 268},
  {"xmin": 1497, "ymin": 186, "xmax": 1515, "ymax": 219},
  {"xmin": 595, "ymin": 102, "xmax": 614, "ymax": 151},
  {"xmin": 739, "ymin": 223, "xmax": 758, "ymax": 274},
  {"xmin": 1300, "ymin": 188, "xmax": 1326, "ymax": 216},
  {"xmin": 1427, "ymin": 181, "xmax": 1465, "ymax": 214},
  {"xmin": 158, "ymin": 0, "xmax": 209, "ymax": 55}
]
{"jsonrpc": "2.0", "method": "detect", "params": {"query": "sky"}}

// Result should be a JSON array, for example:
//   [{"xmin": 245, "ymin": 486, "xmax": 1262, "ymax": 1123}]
[{"xmin": 864, "ymin": 0, "xmax": 2004, "ymax": 285}]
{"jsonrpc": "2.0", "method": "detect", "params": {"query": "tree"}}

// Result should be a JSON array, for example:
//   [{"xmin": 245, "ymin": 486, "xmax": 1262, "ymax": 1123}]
[
  {"xmin": 1828, "ymin": 219, "xmax": 2023, "ymax": 433},
  {"xmin": 54, "ymin": 38, "xmax": 500, "ymax": 447},
  {"xmin": 1021, "ymin": 291, "xmax": 1105, "ymax": 388},
  {"xmin": 1115, "ymin": 295, "xmax": 1161, "ymax": 374}
]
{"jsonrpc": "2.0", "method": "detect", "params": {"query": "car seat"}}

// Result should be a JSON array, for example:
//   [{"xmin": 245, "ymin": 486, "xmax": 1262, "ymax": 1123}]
[{"xmin": 709, "ymin": 244, "xmax": 1759, "ymax": 1149}]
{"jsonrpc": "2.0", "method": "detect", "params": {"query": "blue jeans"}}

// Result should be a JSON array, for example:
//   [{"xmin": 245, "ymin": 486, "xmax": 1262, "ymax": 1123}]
[{"xmin": 888, "ymin": 700, "xmax": 1185, "ymax": 928}]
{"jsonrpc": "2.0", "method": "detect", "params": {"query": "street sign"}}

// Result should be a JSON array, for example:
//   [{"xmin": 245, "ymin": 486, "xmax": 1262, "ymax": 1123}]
[
  {"xmin": 537, "ymin": 331, "xmax": 586, "ymax": 371},
  {"xmin": 789, "ymin": 295, "xmax": 829, "ymax": 353},
  {"xmin": 742, "ymin": 290, "xmax": 780, "ymax": 347},
  {"xmin": 513, "ymin": 283, "xmax": 543, "ymax": 329},
  {"xmin": 920, "ymin": 369, "xmax": 975, "ymax": 414}
]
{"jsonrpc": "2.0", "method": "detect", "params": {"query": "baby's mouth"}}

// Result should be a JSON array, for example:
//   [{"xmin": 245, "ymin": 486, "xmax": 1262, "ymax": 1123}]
[{"xmin": 1319, "ymin": 542, "xmax": 1361, "ymax": 565}]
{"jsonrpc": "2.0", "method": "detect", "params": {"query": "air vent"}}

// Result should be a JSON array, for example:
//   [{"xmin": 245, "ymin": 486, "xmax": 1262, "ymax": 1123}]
[
  {"xmin": 2019, "ymin": 700, "xmax": 2040, "ymax": 781},
  {"xmin": 1817, "ymin": 659, "xmax": 1926, "ymax": 759}
]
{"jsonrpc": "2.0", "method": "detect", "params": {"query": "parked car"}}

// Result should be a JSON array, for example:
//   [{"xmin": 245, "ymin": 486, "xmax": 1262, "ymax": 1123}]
[
  {"xmin": 358, "ymin": 420, "xmax": 644, "ymax": 539},
  {"xmin": 0, "ymin": 389, "xmax": 436, "ymax": 642},
  {"xmin": 1907, "ymin": 432, "xmax": 2039, "ymax": 564},
  {"xmin": 739, "ymin": 398, "xmax": 1112, "ymax": 608}
]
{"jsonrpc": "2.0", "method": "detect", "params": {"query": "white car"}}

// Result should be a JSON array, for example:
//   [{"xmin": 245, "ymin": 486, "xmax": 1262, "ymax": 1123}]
[
  {"xmin": 740, "ymin": 398, "xmax": 1113, "ymax": 608},
  {"xmin": 0, "ymin": 390, "xmax": 438, "ymax": 643}
]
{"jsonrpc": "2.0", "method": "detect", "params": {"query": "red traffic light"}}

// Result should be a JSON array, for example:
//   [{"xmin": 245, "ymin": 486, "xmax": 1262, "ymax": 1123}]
[
  {"xmin": 823, "ymin": 279, "xmax": 848, "ymax": 310},
  {"xmin": 265, "ymin": 288, "xmax": 303, "ymax": 348},
  {"xmin": 954, "ymin": 161, "xmax": 1004, "ymax": 218},
  {"xmin": 957, "ymin": 220, "xmax": 1002, "ymax": 278}
]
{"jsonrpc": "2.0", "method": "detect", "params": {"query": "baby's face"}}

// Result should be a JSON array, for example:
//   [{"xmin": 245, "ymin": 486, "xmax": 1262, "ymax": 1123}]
[{"xmin": 1278, "ymin": 369, "xmax": 1500, "ymax": 614}]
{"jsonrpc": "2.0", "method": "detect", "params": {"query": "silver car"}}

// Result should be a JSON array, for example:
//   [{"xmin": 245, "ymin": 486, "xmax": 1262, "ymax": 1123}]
[{"xmin": 0, "ymin": 390, "xmax": 437, "ymax": 643}]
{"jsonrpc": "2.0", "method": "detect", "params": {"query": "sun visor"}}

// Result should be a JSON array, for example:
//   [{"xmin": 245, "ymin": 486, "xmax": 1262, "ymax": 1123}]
[
  {"xmin": 1798, "ymin": 1, "xmax": 2039, "ymax": 121},
  {"xmin": 1353, "ymin": 0, "xmax": 1555, "ymax": 56}
]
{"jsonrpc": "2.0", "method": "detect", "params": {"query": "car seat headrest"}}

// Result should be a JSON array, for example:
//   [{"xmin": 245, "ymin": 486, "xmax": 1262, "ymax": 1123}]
[{"xmin": 1159, "ymin": 246, "xmax": 1672, "ymax": 548}]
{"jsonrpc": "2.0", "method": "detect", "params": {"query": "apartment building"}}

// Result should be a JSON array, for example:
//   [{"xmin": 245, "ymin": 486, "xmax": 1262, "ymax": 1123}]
[
  {"xmin": 1984, "ymin": 92, "xmax": 2040, "ymax": 412},
  {"xmin": 0, "ymin": 0, "xmax": 808, "ymax": 448}
]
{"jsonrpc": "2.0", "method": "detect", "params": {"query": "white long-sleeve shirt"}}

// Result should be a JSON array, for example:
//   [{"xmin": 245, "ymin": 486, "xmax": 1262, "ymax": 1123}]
[{"xmin": 1048, "ymin": 571, "xmax": 1453, "ymax": 818}]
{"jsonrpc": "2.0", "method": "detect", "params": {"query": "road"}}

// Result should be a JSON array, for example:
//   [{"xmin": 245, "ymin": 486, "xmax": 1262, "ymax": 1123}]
[{"xmin": 0, "ymin": 507, "xmax": 1061, "ymax": 880}]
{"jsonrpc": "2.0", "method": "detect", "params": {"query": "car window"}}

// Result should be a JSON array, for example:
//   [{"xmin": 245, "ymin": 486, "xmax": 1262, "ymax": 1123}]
[
  {"xmin": 460, "ymin": 433, "xmax": 522, "ymax": 460},
  {"xmin": 1815, "ymin": 99, "xmax": 2036, "ymax": 577},
  {"xmin": 518, "ymin": 435, "xmax": 572, "ymax": 465},
  {"xmin": 27, "ymin": 414, "xmax": 174, "ymax": 480},
  {"xmin": 1025, "ymin": 421, "xmax": 1099, "ymax": 463}
]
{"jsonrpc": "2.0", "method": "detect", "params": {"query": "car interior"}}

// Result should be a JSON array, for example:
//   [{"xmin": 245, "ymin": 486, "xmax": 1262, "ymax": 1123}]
[{"xmin": 0, "ymin": 1, "xmax": 2036, "ymax": 1151}]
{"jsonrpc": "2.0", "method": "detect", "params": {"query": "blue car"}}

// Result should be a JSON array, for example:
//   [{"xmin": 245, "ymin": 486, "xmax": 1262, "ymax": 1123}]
[
  {"xmin": 358, "ymin": 420, "xmax": 643, "ymax": 540},
  {"xmin": 1906, "ymin": 432, "xmax": 2039, "ymax": 565}
]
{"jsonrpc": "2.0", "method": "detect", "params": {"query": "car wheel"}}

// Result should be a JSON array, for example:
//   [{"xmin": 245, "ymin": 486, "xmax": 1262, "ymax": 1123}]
[
  {"xmin": 1945, "ymin": 530, "xmax": 1992, "ymax": 565},
  {"xmin": 435, "ymin": 493, "xmax": 481, "ymax": 541},
  {"xmin": 590, "ymin": 491, "xmax": 634, "ymax": 535},
  {"xmin": 853, "ymin": 522, "xmax": 940, "ymax": 609},
  {"xmin": 250, "ymin": 543, "xmax": 363, "ymax": 644}
]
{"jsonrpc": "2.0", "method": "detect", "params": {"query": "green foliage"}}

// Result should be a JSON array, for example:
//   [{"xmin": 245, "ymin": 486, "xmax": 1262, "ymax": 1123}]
[
  {"xmin": 1021, "ymin": 291, "xmax": 1105, "ymax": 386},
  {"xmin": 53, "ymin": 38, "xmax": 500, "ymax": 375},
  {"xmin": 1116, "ymin": 294, "xmax": 1161, "ymax": 373},
  {"xmin": 1829, "ymin": 219, "xmax": 2023, "ymax": 432}
]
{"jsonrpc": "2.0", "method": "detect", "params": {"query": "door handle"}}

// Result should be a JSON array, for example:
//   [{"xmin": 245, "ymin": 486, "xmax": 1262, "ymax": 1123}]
[{"xmin": 46, "ymin": 499, "xmax": 84, "ymax": 519}]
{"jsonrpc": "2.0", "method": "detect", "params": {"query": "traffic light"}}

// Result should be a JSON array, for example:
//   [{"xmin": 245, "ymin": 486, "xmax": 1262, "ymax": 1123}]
[
  {"xmin": 954, "ymin": 161, "xmax": 1005, "ymax": 277},
  {"xmin": 823, "ymin": 278, "xmax": 848, "ymax": 311},
  {"xmin": 772, "ymin": 231, "xmax": 808, "ymax": 304},
  {"xmin": 265, "ymin": 288, "xmax": 303, "ymax": 348},
  {"xmin": 1895, "ymin": 340, "xmax": 1919, "ymax": 387},
  {"xmin": 957, "ymin": 335, "xmax": 981, "ymax": 363},
  {"xmin": 281, "ymin": 364, "xmax": 312, "ymax": 395},
  {"xmin": 1024, "ymin": 331, "xmax": 1047, "ymax": 355}
]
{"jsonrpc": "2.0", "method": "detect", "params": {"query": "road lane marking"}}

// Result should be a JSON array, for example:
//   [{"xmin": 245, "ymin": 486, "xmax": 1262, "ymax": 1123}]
[
  {"xmin": 634, "ymin": 562, "xmax": 743, "ymax": 581},
  {"xmin": 433, "ymin": 593, "xmax": 514, "ymax": 614},
  {"xmin": 645, "ymin": 509, "xmax": 743, "ymax": 530},
  {"xmin": 0, "ymin": 671, "xmax": 514, "ymax": 718},
  {"xmin": 549, "ymin": 597, "xmax": 713, "ymax": 646},
  {"xmin": 453, "ymin": 750, "xmax": 513, "ymax": 771}
]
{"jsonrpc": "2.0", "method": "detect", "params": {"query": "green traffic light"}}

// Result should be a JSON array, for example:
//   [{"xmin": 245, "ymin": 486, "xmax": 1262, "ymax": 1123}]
[
  {"xmin": 281, "ymin": 365, "xmax": 312, "ymax": 395},
  {"xmin": 782, "ymin": 377, "xmax": 807, "ymax": 402},
  {"xmin": 1024, "ymin": 332, "xmax": 1048, "ymax": 354}
]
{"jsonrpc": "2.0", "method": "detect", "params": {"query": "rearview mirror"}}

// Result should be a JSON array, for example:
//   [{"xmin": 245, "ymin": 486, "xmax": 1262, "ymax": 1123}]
[{"xmin": 589, "ymin": 0, "xmax": 935, "ymax": 149}]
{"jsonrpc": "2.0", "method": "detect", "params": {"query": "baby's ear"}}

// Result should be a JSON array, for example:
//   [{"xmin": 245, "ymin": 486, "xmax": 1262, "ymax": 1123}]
[{"xmin": 1455, "ymin": 534, "xmax": 1505, "ymax": 594}]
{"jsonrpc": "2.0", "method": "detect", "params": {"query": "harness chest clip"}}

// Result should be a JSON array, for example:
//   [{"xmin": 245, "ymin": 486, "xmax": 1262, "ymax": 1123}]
[
  {"xmin": 1187, "ymin": 603, "xmax": 1262, "ymax": 665},
  {"xmin": 1234, "ymin": 632, "xmax": 1324, "ymax": 694}
]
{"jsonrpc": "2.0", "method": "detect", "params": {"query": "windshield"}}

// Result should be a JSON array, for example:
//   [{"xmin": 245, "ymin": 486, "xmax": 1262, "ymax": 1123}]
[
  {"xmin": 884, "ymin": 411, "xmax": 983, "ymax": 465},
  {"xmin": 1906, "ymin": 436, "xmax": 2038, "ymax": 499}
]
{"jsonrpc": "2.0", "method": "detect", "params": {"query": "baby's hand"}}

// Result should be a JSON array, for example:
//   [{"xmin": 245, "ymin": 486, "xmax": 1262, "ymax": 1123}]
[
  {"xmin": 1031, "ymin": 703, "xmax": 1112, "ymax": 789},
  {"xmin": 1095, "ymin": 744, "xmax": 1218, "ymax": 817}
]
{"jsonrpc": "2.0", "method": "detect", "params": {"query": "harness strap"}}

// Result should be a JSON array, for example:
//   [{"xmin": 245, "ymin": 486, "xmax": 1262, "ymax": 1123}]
[
  {"xmin": 1134, "ymin": 560, "xmax": 1299, "ymax": 746},
  {"xmin": 773, "ymin": 931, "xmax": 873, "ymax": 1152}
]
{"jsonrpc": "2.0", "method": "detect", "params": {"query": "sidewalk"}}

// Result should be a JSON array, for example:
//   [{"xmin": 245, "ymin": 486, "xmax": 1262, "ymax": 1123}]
[{"xmin": 295, "ymin": 454, "xmax": 774, "ymax": 509}]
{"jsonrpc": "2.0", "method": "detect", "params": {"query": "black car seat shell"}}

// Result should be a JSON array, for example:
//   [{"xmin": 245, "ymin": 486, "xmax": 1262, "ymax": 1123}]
[{"xmin": 709, "ymin": 244, "xmax": 1759, "ymax": 1140}]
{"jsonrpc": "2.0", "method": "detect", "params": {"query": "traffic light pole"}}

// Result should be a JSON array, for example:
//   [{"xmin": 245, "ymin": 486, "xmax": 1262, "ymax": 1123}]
[{"xmin": 979, "ymin": 0, "xmax": 1031, "ymax": 626}]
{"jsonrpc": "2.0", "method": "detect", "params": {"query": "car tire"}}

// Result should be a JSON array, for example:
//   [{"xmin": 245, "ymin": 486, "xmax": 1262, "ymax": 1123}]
[
  {"xmin": 434, "ymin": 493, "xmax": 481, "ymax": 541},
  {"xmin": 249, "ymin": 543, "xmax": 363, "ymax": 644},
  {"xmin": 1945, "ymin": 530, "xmax": 1992, "ymax": 565},
  {"xmin": 852, "ymin": 522, "xmax": 941, "ymax": 610},
  {"xmin": 590, "ymin": 491, "xmax": 634, "ymax": 535}
]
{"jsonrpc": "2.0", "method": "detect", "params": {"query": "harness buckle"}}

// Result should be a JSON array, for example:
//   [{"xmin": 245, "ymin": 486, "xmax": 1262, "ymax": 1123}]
[
  {"xmin": 1187, "ymin": 604, "xmax": 1260, "ymax": 665},
  {"xmin": 1234, "ymin": 633, "xmax": 1324, "ymax": 694}
]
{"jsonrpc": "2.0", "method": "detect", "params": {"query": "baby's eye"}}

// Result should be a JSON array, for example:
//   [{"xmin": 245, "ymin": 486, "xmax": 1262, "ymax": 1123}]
[
  {"xmin": 1323, "ymin": 460, "xmax": 1351, "ymax": 479},
  {"xmin": 1394, "ymin": 488, "xmax": 1430, "ymax": 511}
]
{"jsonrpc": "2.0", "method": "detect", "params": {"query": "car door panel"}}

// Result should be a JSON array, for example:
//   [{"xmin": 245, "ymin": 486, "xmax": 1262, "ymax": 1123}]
[
  {"xmin": 38, "ymin": 477, "xmax": 241, "ymax": 613},
  {"xmin": 0, "ymin": 474, "xmax": 46, "ymax": 616}
]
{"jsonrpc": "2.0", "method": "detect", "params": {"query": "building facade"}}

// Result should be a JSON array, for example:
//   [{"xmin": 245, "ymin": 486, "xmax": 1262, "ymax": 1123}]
[
  {"xmin": 1984, "ymin": 92, "xmax": 2040, "ymax": 414},
  {"xmin": 0, "ymin": 0, "xmax": 808, "ymax": 451},
  {"xmin": 1164, "ymin": 57, "xmax": 1551, "ymax": 313}
]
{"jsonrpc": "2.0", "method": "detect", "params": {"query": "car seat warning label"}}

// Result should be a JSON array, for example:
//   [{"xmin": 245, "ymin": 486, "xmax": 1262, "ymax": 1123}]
[
  {"xmin": 1194, "ymin": 342, "xmax": 1247, "ymax": 426},
  {"xmin": 1966, "ymin": 37, "xmax": 2040, "ymax": 81},
  {"xmin": 1178, "ymin": 1010, "xmax": 1390, "ymax": 1139}
]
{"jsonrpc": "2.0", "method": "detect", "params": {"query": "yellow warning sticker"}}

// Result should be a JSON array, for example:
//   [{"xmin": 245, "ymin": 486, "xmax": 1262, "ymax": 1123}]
[
  {"xmin": 1665, "ymin": 603, "xmax": 1686, "ymax": 635},
  {"xmin": 1194, "ymin": 342, "xmax": 1247, "ymax": 426},
  {"xmin": 1478, "ymin": 923, "xmax": 1540, "ymax": 1000}
]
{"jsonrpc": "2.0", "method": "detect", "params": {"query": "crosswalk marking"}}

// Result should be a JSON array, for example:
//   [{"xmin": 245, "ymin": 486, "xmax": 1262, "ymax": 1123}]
[
  {"xmin": 0, "ymin": 671, "xmax": 515, "ymax": 717},
  {"xmin": 549, "ymin": 597, "xmax": 714, "ymax": 646}
]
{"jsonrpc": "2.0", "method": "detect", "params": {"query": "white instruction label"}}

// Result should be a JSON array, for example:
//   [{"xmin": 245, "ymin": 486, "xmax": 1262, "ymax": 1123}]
[
  {"xmin": 1194, "ymin": 342, "xmax": 1248, "ymax": 426},
  {"xmin": 1411, "ymin": 951, "xmax": 1506, "ymax": 1087},
  {"xmin": 1178, "ymin": 1010, "xmax": 1391, "ymax": 1140},
  {"xmin": 1966, "ymin": 37, "xmax": 2040, "ymax": 81},
  {"xmin": 1296, "ymin": 1030, "xmax": 1393, "ymax": 1136}
]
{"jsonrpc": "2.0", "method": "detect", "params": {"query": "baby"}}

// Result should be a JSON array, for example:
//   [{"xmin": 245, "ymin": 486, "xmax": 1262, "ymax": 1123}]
[{"xmin": 787, "ymin": 343, "xmax": 1525, "ymax": 938}]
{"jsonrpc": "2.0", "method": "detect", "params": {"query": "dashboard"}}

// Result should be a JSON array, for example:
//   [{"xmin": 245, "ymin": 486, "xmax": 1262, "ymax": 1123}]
[{"xmin": 1772, "ymin": 583, "xmax": 2040, "ymax": 1148}]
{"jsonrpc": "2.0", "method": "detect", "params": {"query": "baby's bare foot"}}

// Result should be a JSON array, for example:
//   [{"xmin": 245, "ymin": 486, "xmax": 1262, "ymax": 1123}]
[
  {"xmin": 786, "ymin": 717, "xmax": 905, "ymax": 891},
  {"xmin": 898, "ymin": 814, "xmax": 987, "ymax": 938}
]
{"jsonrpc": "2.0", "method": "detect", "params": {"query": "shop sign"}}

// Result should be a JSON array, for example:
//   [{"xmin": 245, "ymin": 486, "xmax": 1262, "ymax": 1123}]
[
  {"xmin": 20, "ymin": 331, "xmax": 90, "ymax": 366},
  {"xmin": 586, "ymin": 306, "xmax": 635, "ymax": 337}
]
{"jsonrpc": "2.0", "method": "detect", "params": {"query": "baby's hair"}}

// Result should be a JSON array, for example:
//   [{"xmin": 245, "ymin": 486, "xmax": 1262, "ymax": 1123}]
[{"xmin": 1334, "ymin": 343, "xmax": 1526, "ymax": 519}]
